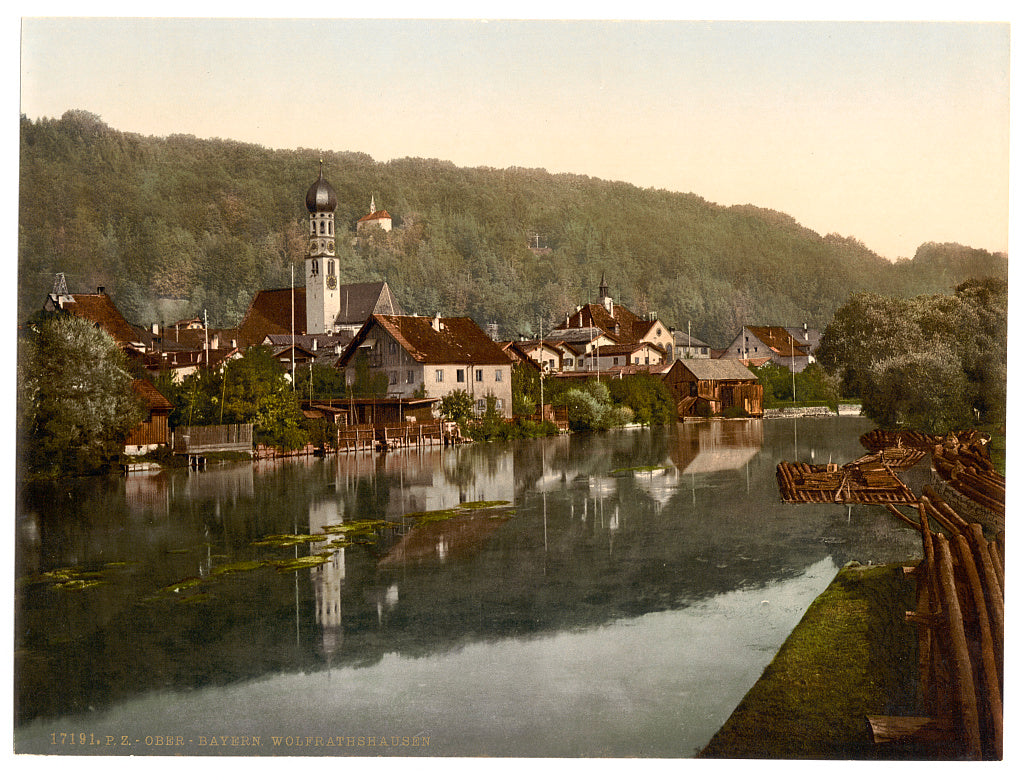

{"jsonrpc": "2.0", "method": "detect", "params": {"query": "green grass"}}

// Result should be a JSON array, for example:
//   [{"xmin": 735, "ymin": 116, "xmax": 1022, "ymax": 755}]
[{"xmin": 699, "ymin": 562, "xmax": 919, "ymax": 759}]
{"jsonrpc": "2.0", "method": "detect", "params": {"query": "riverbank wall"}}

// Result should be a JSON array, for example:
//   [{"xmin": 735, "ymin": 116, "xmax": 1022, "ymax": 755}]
[
  {"xmin": 698, "ymin": 562, "xmax": 920, "ymax": 759},
  {"xmin": 762, "ymin": 404, "xmax": 862, "ymax": 419}
]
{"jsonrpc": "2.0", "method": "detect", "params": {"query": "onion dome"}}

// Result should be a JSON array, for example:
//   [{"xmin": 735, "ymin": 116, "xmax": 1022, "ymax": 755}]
[{"xmin": 305, "ymin": 161, "xmax": 337, "ymax": 213}]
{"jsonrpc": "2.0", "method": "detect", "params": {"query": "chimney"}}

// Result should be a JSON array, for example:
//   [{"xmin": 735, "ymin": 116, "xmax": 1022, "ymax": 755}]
[
  {"xmin": 312, "ymin": 337, "xmax": 318, "ymax": 352},
  {"xmin": 432, "ymin": 313, "xmax": 442, "ymax": 332},
  {"xmin": 151, "ymin": 323, "xmax": 159, "ymax": 335},
  {"xmin": 97, "ymin": 286, "xmax": 105, "ymax": 294}
]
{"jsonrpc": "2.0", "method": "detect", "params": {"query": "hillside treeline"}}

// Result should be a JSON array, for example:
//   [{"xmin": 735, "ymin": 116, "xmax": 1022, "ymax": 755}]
[{"xmin": 19, "ymin": 110, "xmax": 1008, "ymax": 343}]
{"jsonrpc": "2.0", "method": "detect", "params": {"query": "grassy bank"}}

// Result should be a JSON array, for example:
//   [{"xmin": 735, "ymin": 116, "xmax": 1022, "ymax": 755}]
[{"xmin": 699, "ymin": 562, "xmax": 919, "ymax": 759}]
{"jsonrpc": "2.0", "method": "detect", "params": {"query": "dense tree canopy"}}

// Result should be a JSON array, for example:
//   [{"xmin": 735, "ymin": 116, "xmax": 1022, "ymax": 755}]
[
  {"xmin": 155, "ymin": 346, "xmax": 307, "ymax": 450},
  {"xmin": 20, "ymin": 112, "xmax": 1007, "ymax": 346},
  {"xmin": 18, "ymin": 313, "xmax": 143, "ymax": 475},
  {"xmin": 816, "ymin": 278, "xmax": 1007, "ymax": 433}
]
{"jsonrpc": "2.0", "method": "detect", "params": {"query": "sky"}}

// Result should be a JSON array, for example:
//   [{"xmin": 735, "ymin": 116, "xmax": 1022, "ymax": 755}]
[{"xmin": 16, "ymin": 11, "xmax": 1012, "ymax": 261}]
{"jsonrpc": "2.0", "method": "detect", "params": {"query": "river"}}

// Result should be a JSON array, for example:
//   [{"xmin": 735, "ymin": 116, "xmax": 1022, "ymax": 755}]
[{"xmin": 14, "ymin": 416, "xmax": 922, "ymax": 757}]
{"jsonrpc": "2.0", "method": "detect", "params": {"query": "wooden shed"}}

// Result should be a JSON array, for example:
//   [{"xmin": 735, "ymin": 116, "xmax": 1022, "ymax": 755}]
[
  {"xmin": 671, "ymin": 358, "xmax": 763, "ymax": 417},
  {"xmin": 124, "ymin": 378, "xmax": 174, "ymax": 453}
]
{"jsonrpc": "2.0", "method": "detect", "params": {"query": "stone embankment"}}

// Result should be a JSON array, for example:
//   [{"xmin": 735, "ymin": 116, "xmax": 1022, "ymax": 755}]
[{"xmin": 762, "ymin": 404, "xmax": 861, "ymax": 419}]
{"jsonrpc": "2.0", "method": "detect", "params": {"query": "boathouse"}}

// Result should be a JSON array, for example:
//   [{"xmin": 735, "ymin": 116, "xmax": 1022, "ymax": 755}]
[{"xmin": 673, "ymin": 358, "xmax": 764, "ymax": 417}]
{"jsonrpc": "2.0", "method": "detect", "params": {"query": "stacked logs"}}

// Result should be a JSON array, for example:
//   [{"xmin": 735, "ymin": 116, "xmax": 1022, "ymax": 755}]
[
  {"xmin": 776, "ymin": 459, "xmax": 917, "ymax": 504},
  {"xmin": 878, "ymin": 496, "xmax": 1004, "ymax": 759},
  {"xmin": 932, "ymin": 438, "xmax": 1005, "ymax": 519}
]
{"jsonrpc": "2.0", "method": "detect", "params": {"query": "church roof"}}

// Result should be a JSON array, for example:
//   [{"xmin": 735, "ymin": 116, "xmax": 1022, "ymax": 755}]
[
  {"xmin": 305, "ymin": 165, "xmax": 338, "ymax": 212},
  {"xmin": 357, "ymin": 209, "xmax": 392, "ymax": 223},
  {"xmin": 334, "ymin": 280, "xmax": 404, "ymax": 325},
  {"xmin": 237, "ymin": 288, "xmax": 307, "ymax": 347}
]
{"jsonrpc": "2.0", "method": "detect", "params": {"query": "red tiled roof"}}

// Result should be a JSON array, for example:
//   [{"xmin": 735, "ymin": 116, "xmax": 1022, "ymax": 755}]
[
  {"xmin": 357, "ymin": 210, "xmax": 392, "ymax": 222},
  {"xmin": 554, "ymin": 301, "xmax": 653, "ymax": 344},
  {"xmin": 58, "ymin": 293, "xmax": 140, "ymax": 346},
  {"xmin": 132, "ymin": 378, "xmax": 174, "ymax": 411},
  {"xmin": 340, "ymin": 314, "xmax": 512, "ymax": 367},
  {"xmin": 237, "ymin": 288, "xmax": 307, "ymax": 347}
]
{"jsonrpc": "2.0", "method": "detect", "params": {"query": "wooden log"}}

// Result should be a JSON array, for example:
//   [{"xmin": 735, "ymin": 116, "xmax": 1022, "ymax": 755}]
[
  {"xmin": 886, "ymin": 503, "xmax": 921, "ymax": 531},
  {"xmin": 988, "ymin": 540, "xmax": 1004, "ymax": 594},
  {"xmin": 954, "ymin": 533, "xmax": 1002, "ymax": 758},
  {"xmin": 921, "ymin": 489, "xmax": 970, "ymax": 535},
  {"xmin": 935, "ymin": 534, "xmax": 983, "ymax": 759},
  {"xmin": 968, "ymin": 524, "xmax": 1003, "ymax": 669}
]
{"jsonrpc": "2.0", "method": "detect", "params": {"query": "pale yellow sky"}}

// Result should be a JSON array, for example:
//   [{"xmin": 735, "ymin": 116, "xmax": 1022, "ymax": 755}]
[{"xmin": 18, "ymin": 14, "xmax": 1012, "ymax": 261}]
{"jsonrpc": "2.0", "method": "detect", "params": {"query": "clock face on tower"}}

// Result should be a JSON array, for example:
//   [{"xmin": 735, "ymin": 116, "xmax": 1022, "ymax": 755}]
[
  {"xmin": 308, "ymin": 239, "xmax": 319, "ymax": 255},
  {"xmin": 327, "ymin": 240, "xmax": 335, "ymax": 253},
  {"xmin": 326, "ymin": 274, "xmax": 338, "ymax": 290}
]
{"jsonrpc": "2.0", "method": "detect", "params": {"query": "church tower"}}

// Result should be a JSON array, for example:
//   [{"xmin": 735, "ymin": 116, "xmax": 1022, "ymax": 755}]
[{"xmin": 305, "ymin": 161, "xmax": 340, "ymax": 334}]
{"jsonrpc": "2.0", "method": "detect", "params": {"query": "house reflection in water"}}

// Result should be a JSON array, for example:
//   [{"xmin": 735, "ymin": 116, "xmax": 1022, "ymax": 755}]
[{"xmin": 670, "ymin": 419, "xmax": 763, "ymax": 476}]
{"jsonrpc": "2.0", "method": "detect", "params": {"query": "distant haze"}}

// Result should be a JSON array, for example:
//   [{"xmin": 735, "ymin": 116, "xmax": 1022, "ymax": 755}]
[{"xmin": 20, "ymin": 18, "xmax": 1009, "ymax": 262}]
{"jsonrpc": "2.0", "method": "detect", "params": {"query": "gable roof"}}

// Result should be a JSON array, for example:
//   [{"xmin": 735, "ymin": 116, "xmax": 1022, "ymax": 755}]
[
  {"xmin": 236, "ymin": 281, "xmax": 403, "ymax": 345},
  {"xmin": 47, "ymin": 292, "xmax": 141, "ymax": 347},
  {"xmin": 339, "ymin": 314, "xmax": 512, "ymax": 367},
  {"xmin": 132, "ymin": 378, "xmax": 174, "ymax": 412},
  {"xmin": 237, "ymin": 288, "xmax": 307, "ymax": 347},
  {"xmin": 555, "ymin": 301, "xmax": 655, "ymax": 344},
  {"xmin": 679, "ymin": 358, "xmax": 756, "ymax": 381},
  {"xmin": 357, "ymin": 210, "xmax": 392, "ymax": 223},
  {"xmin": 334, "ymin": 280, "xmax": 404, "ymax": 325},
  {"xmin": 745, "ymin": 326, "xmax": 809, "ymax": 358}
]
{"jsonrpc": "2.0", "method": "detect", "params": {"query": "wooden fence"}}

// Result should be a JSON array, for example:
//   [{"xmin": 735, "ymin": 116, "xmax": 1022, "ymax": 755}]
[{"xmin": 173, "ymin": 424, "xmax": 253, "ymax": 454}]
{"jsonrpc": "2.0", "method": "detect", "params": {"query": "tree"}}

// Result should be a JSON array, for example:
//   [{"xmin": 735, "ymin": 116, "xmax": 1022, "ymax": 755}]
[
  {"xmin": 18, "ymin": 313, "xmax": 143, "ymax": 475},
  {"xmin": 439, "ymin": 389, "xmax": 475, "ymax": 422},
  {"xmin": 818, "ymin": 278, "xmax": 1006, "ymax": 433}
]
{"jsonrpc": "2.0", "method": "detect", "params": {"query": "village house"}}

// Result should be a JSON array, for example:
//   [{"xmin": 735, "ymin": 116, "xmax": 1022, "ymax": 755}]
[
  {"xmin": 337, "ymin": 313, "xmax": 514, "ymax": 417},
  {"xmin": 674, "ymin": 331, "xmax": 714, "ymax": 359},
  {"xmin": 549, "ymin": 274, "xmax": 674, "ymax": 364},
  {"xmin": 509, "ymin": 339, "xmax": 564, "ymax": 373},
  {"xmin": 582, "ymin": 341, "xmax": 668, "ymax": 372},
  {"xmin": 723, "ymin": 325, "xmax": 812, "ymax": 372},
  {"xmin": 542, "ymin": 325, "xmax": 616, "ymax": 371}
]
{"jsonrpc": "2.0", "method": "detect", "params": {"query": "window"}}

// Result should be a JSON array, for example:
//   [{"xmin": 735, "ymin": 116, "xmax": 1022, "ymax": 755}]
[
  {"xmin": 476, "ymin": 398, "xmax": 486, "ymax": 411},
  {"xmin": 435, "ymin": 369, "xmax": 444, "ymax": 382},
  {"xmin": 475, "ymin": 369, "xmax": 483, "ymax": 382},
  {"xmin": 311, "ymin": 259, "xmax": 319, "ymax": 274},
  {"xmin": 407, "ymin": 370, "xmax": 414, "ymax": 384},
  {"xmin": 613, "ymin": 357, "xmax": 619, "ymax": 366},
  {"xmin": 390, "ymin": 372, "xmax": 397, "ymax": 385},
  {"xmin": 565, "ymin": 358, "xmax": 574, "ymax": 368},
  {"xmin": 495, "ymin": 399, "xmax": 503, "ymax": 410},
  {"xmin": 495, "ymin": 369, "xmax": 503, "ymax": 382},
  {"xmin": 645, "ymin": 357, "xmax": 650, "ymax": 365},
  {"xmin": 634, "ymin": 357, "xmax": 639, "ymax": 364},
  {"xmin": 456, "ymin": 369, "xmax": 465, "ymax": 383},
  {"xmin": 389, "ymin": 342, "xmax": 397, "ymax": 354}
]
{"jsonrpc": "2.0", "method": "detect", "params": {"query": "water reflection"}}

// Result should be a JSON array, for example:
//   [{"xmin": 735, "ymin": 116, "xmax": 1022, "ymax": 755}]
[{"xmin": 15, "ymin": 418, "xmax": 922, "ymax": 756}]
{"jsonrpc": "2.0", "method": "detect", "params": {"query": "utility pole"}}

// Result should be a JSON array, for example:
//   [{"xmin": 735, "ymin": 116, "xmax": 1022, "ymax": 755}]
[
  {"xmin": 290, "ymin": 264, "xmax": 296, "ymax": 389},
  {"xmin": 790, "ymin": 334, "xmax": 797, "ymax": 405}
]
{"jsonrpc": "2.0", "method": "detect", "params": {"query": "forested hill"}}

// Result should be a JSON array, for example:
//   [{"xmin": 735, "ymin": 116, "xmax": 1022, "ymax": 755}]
[{"xmin": 18, "ymin": 111, "xmax": 1008, "ymax": 344}]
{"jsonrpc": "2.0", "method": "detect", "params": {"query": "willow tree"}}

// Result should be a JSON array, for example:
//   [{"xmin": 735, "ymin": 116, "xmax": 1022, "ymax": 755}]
[{"xmin": 17, "ymin": 313, "xmax": 143, "ymax": 476}]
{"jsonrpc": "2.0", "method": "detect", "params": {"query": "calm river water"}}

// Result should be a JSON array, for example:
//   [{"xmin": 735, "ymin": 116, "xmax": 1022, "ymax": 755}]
[{"xmin": 14, "ymin": 417, "xmax": 921, "ymax": 757}]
